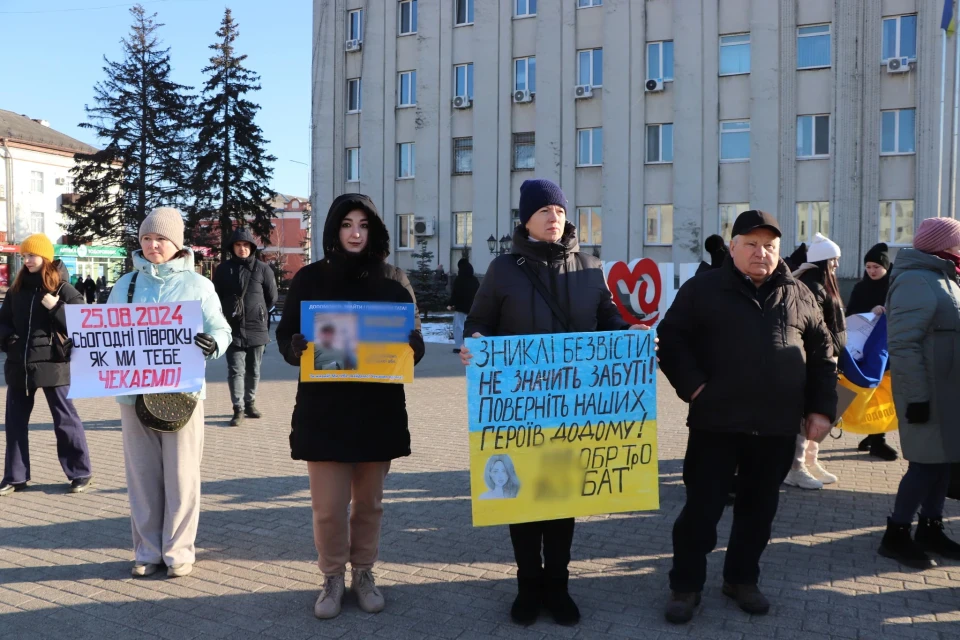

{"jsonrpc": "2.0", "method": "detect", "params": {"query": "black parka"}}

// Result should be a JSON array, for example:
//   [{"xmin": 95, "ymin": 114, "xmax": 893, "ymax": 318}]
[{"xmin": 213, "ymin": 228, "xmax": 278, "ymax": 348}]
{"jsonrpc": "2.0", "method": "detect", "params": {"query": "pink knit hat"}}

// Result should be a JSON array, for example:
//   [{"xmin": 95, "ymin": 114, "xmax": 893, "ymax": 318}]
[{"xmin": 913, "ymin": 217, "xmax": 960, "ymax": 254}]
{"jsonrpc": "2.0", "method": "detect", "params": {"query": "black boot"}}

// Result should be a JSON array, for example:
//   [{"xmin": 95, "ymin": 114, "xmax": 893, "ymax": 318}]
[
  {"xmin": 542, "ymin": 569, "xmax": 580, "ymax": 626},
  {"xmin": 510, "ymin": 568, "xmax": 541, "ymax": 626},
  {"xmin": 229, "ymin": 406, "xmax": 244, "ymax": 427},
  {"xmin": 916, "ymin": 516, "xmax": 960, "ymax": 560},
  {"xmin": 858, "ymin": 435, "xmax": 872, "ymax": 452},
  {"xmin": 861, "ymin": 434, "xmax": 898, "ymax": 460},
  {"xmin": 879, "ymin": 517, "xmax": 937, "ymax": 569},
  {"xmin": 244, "ymin": 402, "xmax": 262, "ymax": 419}
]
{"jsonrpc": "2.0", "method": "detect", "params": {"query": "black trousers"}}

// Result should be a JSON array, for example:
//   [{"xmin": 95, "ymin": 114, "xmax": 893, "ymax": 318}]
[
  {"xmin": 509, "ymin": 518, "xmax": 575, "ymax": 589},
  {"xmin": 669, "ymin": 429, "xmax": 795, "ymax": 592}
]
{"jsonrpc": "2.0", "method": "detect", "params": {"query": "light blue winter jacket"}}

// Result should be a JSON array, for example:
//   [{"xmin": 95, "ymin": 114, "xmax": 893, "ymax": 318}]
[{"xmin": 107, "ymin": 249, "xmax": 232, "ymax": 404}]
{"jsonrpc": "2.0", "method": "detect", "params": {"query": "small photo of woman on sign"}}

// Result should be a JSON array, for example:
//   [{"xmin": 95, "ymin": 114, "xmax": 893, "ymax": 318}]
[{"xmin": 480, "ymin": 454, "xmax": 520, "ymax": 500}]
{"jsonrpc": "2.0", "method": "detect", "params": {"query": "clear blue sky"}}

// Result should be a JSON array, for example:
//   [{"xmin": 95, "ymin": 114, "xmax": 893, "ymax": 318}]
[{"xmin": 1, "ymin": 0, "xmax": 312, "ymax": 198}]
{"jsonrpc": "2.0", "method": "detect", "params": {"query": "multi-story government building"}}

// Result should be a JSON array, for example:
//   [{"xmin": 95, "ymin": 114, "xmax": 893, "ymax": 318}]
[{"xmin": 312, "ymin": 0, "xmax": 956, "ymax": 278}]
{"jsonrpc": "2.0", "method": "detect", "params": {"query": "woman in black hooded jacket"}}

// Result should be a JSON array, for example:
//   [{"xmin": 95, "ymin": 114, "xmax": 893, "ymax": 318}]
[
  {"xmin": 447, "ymin": 258, "xmax": 479, "ymax": 353},
  {"xmin": 276, "ymin": 193, "xmax": 424, "ymax": 620}
]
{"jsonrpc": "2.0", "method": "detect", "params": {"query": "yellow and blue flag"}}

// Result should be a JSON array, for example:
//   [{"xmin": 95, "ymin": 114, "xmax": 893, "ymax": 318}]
[{"xmin": 943, "ymin": 0, "xmax": 956, "ymax": 34}]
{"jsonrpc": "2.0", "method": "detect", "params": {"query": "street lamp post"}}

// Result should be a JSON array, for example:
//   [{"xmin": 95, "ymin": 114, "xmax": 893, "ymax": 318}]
[{"xmin": 487, "ymin": 233, "xmax": 512, "ymax": 256}]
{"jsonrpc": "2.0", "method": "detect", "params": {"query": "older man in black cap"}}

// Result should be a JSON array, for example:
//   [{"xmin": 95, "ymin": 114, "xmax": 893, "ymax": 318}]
[{"xmin": 656, "ymin": 210, "xmax": 838, "ymax": 624}]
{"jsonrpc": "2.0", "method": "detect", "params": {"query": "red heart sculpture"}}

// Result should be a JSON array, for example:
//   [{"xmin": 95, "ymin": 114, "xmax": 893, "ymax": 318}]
[{"xmin": 606, "ymin": 259, "xmax": 662, "ymax": 327}]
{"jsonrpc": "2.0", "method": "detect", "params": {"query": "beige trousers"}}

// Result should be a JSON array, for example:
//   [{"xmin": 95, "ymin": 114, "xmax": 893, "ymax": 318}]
[
  {"xmin": 307, "ymin": 461, "xmax": 391, "ymax": 576},
  {"xmin": 120, "ymin": 401, "xmax": 204, "ymax": 567}
]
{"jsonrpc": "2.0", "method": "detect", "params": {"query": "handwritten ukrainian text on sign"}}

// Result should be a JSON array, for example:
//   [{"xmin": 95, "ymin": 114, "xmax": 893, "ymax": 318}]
[
  {"xmin": 466, "ymin": 330, "xmax": 659, "ymax": 527},
  {"xmin": 65, "ymin": 302, "xmax": 205, "ymax": 398}
]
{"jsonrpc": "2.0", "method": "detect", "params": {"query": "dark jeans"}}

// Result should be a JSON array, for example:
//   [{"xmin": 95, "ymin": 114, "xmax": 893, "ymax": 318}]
[
  {"xmin": 226, "ymin": 344, "xmax": 266, "ymax": 408},
  {"xmin": 3, "ymin": 385, "xmax": 93, "ymax": 484},
  {"xmin": 891, "ymin": 462, "xmax": 951, "ymax": 524},
  {"xmin": 509, "ymin": 518, "xmax": 575, "ymax": 587},
  {"xmin": 669, "ymin": 429, "xmax": 795, "ymax": 592}
]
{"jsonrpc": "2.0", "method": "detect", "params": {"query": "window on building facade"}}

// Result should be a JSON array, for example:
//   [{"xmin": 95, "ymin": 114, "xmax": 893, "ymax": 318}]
[
  {"xmin": 879, "ymin": 200, "xmax": 915, "ymax": 246},
  {"xmin": 454, "ymin": 63, "xmax": 474, "ymax": 99},
  {"xmin": 348, "ymin": 9, "xmax": 363, "ymax": 41},
  {"xmin": 30, "ymin": 211, "xmax": 44, "ymax": 234},
  {"xmin": 577, "ymin": 128, "xmax": 603, "ymax": 166},
  {"xmin": 796, "ymin": 202, "xmax": 830, "ymax": 244},
  {"xmin": 30, "ymin": 171, "xmax": 44, "ymax": 193},
  {"xmin": 645, "ymin": 205, "xmax": 673, "ymax": 246},
  {"xmin": 453, "ymin": 212, "xmax": 473, "ymax": 247},
  {"xmin": 397, "ymin": 214, "xmax": 415, "ymax": 250},
  {"xmin": 347, "ymin": 78, "xmax": 361, "ymax": 113},
  {"xmin": 577, "ymin": 207, "xmax": 602, "ymax": 246},
  {"xmin": 646, "ymin": 123, "xmax": 674, "ymax": 163},
  {"xmin": 346, "ymin": 147, "xmax": 360, "ymax": 182},
  {"xmin": 719, "ymin": 34, "xmax": 751, "ymax": 76},
  {"xmin": 797, "ymin": 115, "xmax": 829, "ymax": 158},
  {"xmin": 453, "ymin": 137, "xmax": 473, "ymax": 174},
  {"xmin": 399, "ymin": 0, "xmax": 418, "ymax": 35},
  {"xmin": 515, "ymin": 57, "xmax": 536, "ymax": 93},
  {"xmin": 797, "ymin": 24, "xmax": 831, "ymax": 69},
  {"xmin": 516, "ymin": 0, "xmax": 536, "ymax": 17},
  {"xmin": 398, "ymin": 71, "xmax": 417, "ymax": 107},
  {"xmin": 719, "ymin": 203, "xmax": 750, "ymax": 241},
  {"xmin": 577, "ymin": 48, "xmax": 603, "ymax": 87},
  {"xmin": 455, "ymin": 0, "xmax": 474, "ymax": 26},
  {"xmin": 513, "ymin": 132, "xmax": 535, "ymax": 170},
  {"xmin": 881, "ymin": 109, "xmax": 916, "ymax": 155},
  {"xmin": 720, "ymin": 120, "xmax": 750, "ymax": 161},
  {"xmin": 647, "ymin": 41, "xmax": 674, "ymax": 81},
  {"xmin": 578, "ymin": 0, "xmax": 602, "ymax": 7},
  {"xmin": 882, "ymin": 14, "xmax": 917, "ymax": 61},
  {"xmin": 511, "ymin": 209, "xmax": 521, "ymax": 230},
  {"xmin": 398, "ymin": 142, "xmax": 415, "ymax": 178}
]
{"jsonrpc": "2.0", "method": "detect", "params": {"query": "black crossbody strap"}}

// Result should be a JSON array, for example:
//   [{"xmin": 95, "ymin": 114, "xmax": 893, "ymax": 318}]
[
  {"xmin": 515, "ymin": 256, "xmax": 574, "ymax": 332},
  {"xmin": 127, "ymin": 272, "xmax": 138, "ymax": 303}
]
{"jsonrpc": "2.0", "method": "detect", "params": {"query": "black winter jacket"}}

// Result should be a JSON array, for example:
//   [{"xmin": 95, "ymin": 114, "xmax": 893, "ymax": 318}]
[
  {"xmin": 846, "ymin": 272, "xmax": 890, "ymax": 316},
  {"xmin": 0, "ymin": 266, "xmax": 84, "ymax": 390},
  {"xmin": 213, "ymin": 228, "xmax": 278, "ymax": 348},
  {"xmin": 449, "ymin": 262, "xmax": 480, "ymax": 314},
  {"xmin": 465, "ymin": 223, "xmax": 630, "ymax": 337},
  {"xmin": 276, "ymin": 193, "xmax": 424, "ymax": 463},
  {"xmin": 656, "ymin": 258, "xmax": 838, "ymax": 436},
  {"xmin": 796, "ymin": 266, "xmax": 847, "ymax": 356}
]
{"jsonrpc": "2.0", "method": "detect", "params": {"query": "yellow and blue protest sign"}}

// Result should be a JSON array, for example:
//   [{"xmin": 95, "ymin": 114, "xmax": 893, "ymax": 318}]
[
  {"xmin": 466, "ymin": 330, "xmax": 659, "ymax": 527},
  {"xmin": 300, "ymin": 301, "xmax": 415, "ymax": 383}
]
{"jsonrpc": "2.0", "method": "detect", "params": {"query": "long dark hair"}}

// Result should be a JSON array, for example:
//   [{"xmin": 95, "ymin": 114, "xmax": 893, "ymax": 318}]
[{"xmin": 813, "ymin": 259, "xmax": 842, "ymax": 305}]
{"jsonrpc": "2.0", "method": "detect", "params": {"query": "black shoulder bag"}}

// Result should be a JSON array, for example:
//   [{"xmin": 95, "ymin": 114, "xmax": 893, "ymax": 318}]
[
  {"xmin": 230, "ymin": 265, "xmax": 251, "ymax": 321},
  {"xmin": 515, "ymin": 256, "xmax": 575, "ymax": 332},
  {"xmin": 51, "ymin": 283, "xmax": 74, "ymax": 362},
  {"xmin": 128, "ymin": 272, "xmax": 200, "ymax": 433}
]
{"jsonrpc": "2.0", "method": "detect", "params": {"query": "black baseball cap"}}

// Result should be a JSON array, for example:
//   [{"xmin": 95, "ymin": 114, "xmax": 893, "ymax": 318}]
[{"xmin": 731, "ymin": 210, "xmax": 782, "ymax": 238}]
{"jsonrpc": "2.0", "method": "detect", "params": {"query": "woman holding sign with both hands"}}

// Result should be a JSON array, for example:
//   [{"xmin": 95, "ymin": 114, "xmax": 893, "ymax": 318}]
[
  {"xmin": 276, "ymin": 193, "xmax": 424, "ymax": 620},
  {"xmin": 108, "ymin": 207, "xmax": 231, "ymax": 579},
  {"xmin": 460, "ymin": 178, "xmax": 647, "ymax": 627}
]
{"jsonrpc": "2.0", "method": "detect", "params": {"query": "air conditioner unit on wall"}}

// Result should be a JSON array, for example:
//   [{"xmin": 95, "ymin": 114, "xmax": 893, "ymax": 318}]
[
  {"xmin": 575, "ymin": 85, "xmax": 594, "ymax": 99},
  {"xmin": 55, "ymin": 177, "xmax": 66, "ymax": 185},
  {"xmin": 886, "ymin": 56, "xmax": 911, "ymax": 74},
  {"xmin": 453, "ymin": 95, "xmax": 473, "ymax": 109},
  {"xmin": 645, "ymin": 79, "xmax": 664, "ymax": 93},
  {"xmin": 513, "ymin": 89, "xmax": 533, "ymax": 103},
  {"xmin": 414, "ymin": 217, "xmax": 435, "ymax": 236},
  {"xmin": 345, "ymin": 39, "xmax": 362, "ymax": 52}
]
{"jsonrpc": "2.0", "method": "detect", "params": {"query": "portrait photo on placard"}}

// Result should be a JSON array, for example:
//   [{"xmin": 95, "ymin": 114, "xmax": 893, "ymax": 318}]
[{"xmin": 312, "ymin": 312, "xmax": 359, "ymax": 371}]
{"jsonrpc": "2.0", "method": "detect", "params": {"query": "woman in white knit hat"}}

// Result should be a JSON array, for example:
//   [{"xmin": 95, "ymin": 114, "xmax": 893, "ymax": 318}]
[
  {"xmin": 108, "ymin": 207, "xmax": 232, "ymax": 578},
  {"xmin": 788, "ymin": 232, "xmax": 845, "ymax": 490}
]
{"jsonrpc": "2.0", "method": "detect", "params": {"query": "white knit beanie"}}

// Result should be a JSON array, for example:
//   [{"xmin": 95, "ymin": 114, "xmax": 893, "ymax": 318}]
[
  {"xmin": 139, "ymin": 207, "xmax": 185, "ymax": 250},
  {"xmin": 805, "ymin": 232, "xmax": 841, "ymax": 263}
]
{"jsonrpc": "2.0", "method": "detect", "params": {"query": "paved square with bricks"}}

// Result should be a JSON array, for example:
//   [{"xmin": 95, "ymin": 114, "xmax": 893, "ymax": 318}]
[{"xmin": 1, "ymin": 338, "xmax": 958, "ymax": 640}]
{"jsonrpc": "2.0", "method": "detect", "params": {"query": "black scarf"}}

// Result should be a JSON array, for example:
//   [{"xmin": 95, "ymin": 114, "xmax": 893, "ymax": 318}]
[{"xmin": 845, "ymin": 271, "xmax": 890, "ymax": 315}]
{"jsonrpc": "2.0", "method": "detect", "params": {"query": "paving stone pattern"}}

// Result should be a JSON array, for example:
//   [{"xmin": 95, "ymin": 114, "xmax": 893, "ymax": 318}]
[{"xmin": 1, "ymin": 339, "xmax": 958, "ymax": 639}]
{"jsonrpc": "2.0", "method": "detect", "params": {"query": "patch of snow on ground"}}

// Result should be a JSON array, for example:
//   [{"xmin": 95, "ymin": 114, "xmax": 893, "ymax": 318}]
[{"xmin": 422, "ymin": 321, "xmax": 454, "ymax": 344}]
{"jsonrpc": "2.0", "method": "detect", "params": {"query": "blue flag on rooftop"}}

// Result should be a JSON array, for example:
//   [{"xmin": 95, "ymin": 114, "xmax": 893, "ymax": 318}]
[{"xmin": 943, "ymin": 0, "xmax": 955, "ymax": 33}]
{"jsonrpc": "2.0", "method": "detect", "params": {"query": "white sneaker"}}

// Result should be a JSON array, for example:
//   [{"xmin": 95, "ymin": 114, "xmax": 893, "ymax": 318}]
[
  {"xmin": 784, "ymin": 467, "xmax": 823, "ymax": 490},
  {"xmin": 314, "ymin": 574, "xmax": 345, "ymax": 619},
  {"xmin": 352, "ymin": 568, "xmax": 385, "ymax": 613},
  {"xmin": 808, "ymin": 460, "xmax": 837, "ymax": 484},
  {"xmin": 167, "ymin": 563, "xmax": 193, "ymax": 578},
  {"xmin": 131, "ymin": 563, "xmax": 160, "ymax": 578}
]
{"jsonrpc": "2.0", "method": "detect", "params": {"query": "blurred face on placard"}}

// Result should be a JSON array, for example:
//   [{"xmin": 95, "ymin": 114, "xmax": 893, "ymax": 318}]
[{"xmin": 340, "ymin": 210, "xmax": 369, "ymax": 253}]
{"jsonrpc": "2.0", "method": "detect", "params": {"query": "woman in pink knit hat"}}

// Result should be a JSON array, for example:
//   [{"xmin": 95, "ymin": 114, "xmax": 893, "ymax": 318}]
[{"xmin": 880, "ymin": 217, "xmax": 960, "ymax": 570}]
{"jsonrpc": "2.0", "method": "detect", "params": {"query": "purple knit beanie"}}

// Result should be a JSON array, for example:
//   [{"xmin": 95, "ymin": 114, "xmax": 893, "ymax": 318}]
[
  {"xmin": 913, "ymin": 217, "xmax": 960, "ymax": 254},
  {"xmin": 518, "ymin": 179, "xmax": 567, "ymax": 225}
]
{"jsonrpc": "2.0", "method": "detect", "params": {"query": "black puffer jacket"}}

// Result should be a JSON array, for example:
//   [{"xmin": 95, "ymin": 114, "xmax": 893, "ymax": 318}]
[
  {"xmin": 465, "ymin": 223, "xmax": 630, "ymax": 337},
  {"xmin": 276, "ymin": 193, "xmax": 424, "ymax": 463},
  {"xmin": 449, "ymin": 260, "xmax": 480, "ymax": 314},
  {"xmin": 656, "ymin": 258, "xmax": 838, "ymax": 436},
  {"xmin": 0, "ymin": 264, "xmax": 84, "ymax": 389},
  {"xmin": 213, "ymin": 228, "xmax": 278, "ymax": 348},
  {"xmin": 796, "ymin": 265, "xmax": 847, "ymax": 356}
]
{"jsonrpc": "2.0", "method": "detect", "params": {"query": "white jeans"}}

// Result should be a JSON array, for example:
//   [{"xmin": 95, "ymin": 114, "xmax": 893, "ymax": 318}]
[{"xmin": 453, "ymin": 311, "xmax": 467, "ymax": 348}]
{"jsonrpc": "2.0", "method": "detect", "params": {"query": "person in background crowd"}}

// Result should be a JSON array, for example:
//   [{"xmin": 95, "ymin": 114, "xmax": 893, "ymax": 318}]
[
  {"xmin": 787, "ymin": 232, "xmax": 845, "ymax": 490},
  {"xmin": 447, "ymin": 257, "xmax": 479, "ymax": 354},
  {"xmin": 276, "ymin": 193, "xmax": 425, "ymax": 620},
  {"xmin": 695, "ymin": 235, "xmax": 729, "ymax": 275},
  {"xmin": 461, "ymin": 178, "xmax": 644, "ymax": 627},
  {"xmin": 109, "ymin": 207, "xmax": 231, "ymax": 579},
  {"xmin": 74, "ymin": 275, "xmax": 86, "ymax": 300},
  {"xmin": 657, "ymin": 210, "xmax": 837, "ymax": 624},
  {"xmin": 784, "ymin": 243, "xmax": 808, "ymax": 272},
  {"xmin": 0, "ymin": 234, "xmax": 93, "ymax": 497},
  {"xmin": 846, "ymin": 242, "xmax": 899, "ymax": 461},
  {"xmin": 83, "ymin": 275, "xmax": 97, "ymax": 304},
  {"xmin": 880, "ymin": 217, "xmax": 960, "ymax": 569},
  {"xmin": 213, "ymin": 228, "xmax": 278, "ymax": 427}
]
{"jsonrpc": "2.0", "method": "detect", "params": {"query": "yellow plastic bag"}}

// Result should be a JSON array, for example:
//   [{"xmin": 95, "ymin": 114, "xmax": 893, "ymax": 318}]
[{"xmin": 836, "ymin": 372, "xmax": 899, "ymax": 434}]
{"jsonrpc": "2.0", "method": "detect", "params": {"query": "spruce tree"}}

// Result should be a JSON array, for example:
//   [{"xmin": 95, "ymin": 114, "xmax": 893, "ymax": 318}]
[
  {"xmin": 188, "ymin": 8, "xmax": 276, "ymax": 257},
  {"xmin": 64, "ymin": 4, "xmax": 195, "ymax": 254},
  {"xmin": 408, "ymin": 238, "xmax": 447, "ymax": 320}
]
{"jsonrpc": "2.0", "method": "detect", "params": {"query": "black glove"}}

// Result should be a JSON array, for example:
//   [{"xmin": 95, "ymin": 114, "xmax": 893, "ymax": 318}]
[
  {"xmin": 290, "ymin": 333, "xmax": 309, "ymax": 358},
  {"xmin": 194, "ymin": 332, "xmax": 217, "ymax": 356},
  {"xmin": 409, "ymin": 329, "xmax": 425, "ymax": 364},
  {"xmin": 906, "ymin": 402, "xmax": 930, "ymax": 425}
]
